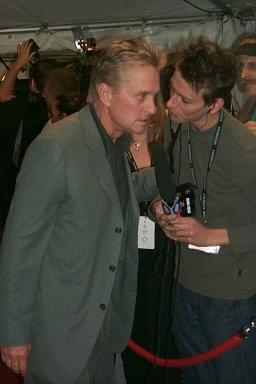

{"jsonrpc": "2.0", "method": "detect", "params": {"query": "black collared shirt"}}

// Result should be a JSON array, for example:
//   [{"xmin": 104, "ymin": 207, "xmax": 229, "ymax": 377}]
[{"xmin": 89, "ymin": 104, "xmax": 129, "ymax": 217}]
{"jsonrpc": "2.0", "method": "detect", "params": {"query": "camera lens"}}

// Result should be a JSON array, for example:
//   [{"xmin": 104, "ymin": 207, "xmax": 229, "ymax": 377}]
[{"xmin": 176, "ymin": 183, "xmax": 195, "ymax": 216}]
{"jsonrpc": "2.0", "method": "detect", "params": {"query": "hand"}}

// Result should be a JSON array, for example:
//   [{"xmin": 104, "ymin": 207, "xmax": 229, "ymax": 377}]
[
  {"xmin": 1, "ymin": 344, "xmax": 31, "ymax": 376},
  {"xmin": 163, "ymin": 215, "xmax": 212, "ymax": 246},
  {"xmin": 151, "ymin": 199, "xmax": 177, "ymax": 237},
  {"xmin": 13, "ymin": 40, "xmax": 35, "ymax": 71},
  {"xmin": 152, "ymin": 201, "xmax": 229, "ymax": 246},
  {"xmin": 244, "ymin": 120, "xmax": 256, "ymax": 136}
]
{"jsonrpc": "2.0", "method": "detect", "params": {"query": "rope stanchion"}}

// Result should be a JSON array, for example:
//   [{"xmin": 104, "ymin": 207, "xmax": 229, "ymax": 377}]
[{"xmin": 128, "ymin": 318, "xmax": 256, "ymax": 368}]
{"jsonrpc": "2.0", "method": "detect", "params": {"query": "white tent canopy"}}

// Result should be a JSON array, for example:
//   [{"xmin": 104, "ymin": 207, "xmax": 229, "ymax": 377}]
[{"xmin": 0, "ymin": 0, "xmax": 255, "ymax": 55}]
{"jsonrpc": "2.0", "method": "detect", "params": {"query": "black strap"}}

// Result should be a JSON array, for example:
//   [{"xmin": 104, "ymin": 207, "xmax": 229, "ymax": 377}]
[{"xmin": 150, "ymin": 142, "xmax": 175, "ymax": 205}]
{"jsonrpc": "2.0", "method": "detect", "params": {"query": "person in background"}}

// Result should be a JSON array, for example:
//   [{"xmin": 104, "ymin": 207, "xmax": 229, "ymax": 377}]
[
  {"xmin": 0, "ymin": 40, "xmax": 34, "ymax": 103},
  {"xmin": 0, "ymin": 41, "xmax": 51, "ymax": 241},
  {"xmin": 153, "ymin": 39, "xmax": 256, "ymax": 384},
  {"xmin": 0, "ymin": 38, "xmax": 162, "ymax": 384},
  {"xmin": 42, "ymin": 67, "xmax": 81, "ymax": 126},
  {"xmin": 232, "ymin": 33, "xmax": 256, "ymax": 135},
  {"xmin": 121, "ymin": 96, "xmax": 179, "ymax": 384}
]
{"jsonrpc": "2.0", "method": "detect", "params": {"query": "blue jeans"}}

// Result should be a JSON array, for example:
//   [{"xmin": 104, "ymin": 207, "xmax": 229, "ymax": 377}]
[{"xmin": 173, "ymin": 284, "xmax": 256, "ymax": 384}]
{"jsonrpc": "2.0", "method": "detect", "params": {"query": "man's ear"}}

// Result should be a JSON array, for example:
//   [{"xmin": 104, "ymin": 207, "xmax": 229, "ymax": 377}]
[
  {"xmin": 96, "ymin": 82, "xmax": 112, "ymax": 107},
  {"xmin": 207, "ymin": 98, "xmax": 224, "ymax": 114}
]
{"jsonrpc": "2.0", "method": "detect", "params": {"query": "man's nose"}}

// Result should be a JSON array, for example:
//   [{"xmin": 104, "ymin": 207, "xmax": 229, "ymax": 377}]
[
  {"xmin": 166, "ymin": 94, "xmax": 177, "ymax": 109},
  {"xmin": 240, "ymin": 65, "xmax": 250, "ymax": 79},
  {"xmin": 145, "ymin": 97, "xmax": 157, "ymax": 115}
]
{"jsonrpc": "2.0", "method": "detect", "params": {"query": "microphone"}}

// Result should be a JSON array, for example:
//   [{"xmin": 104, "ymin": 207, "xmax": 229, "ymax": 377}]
[{"xmin": 150, "ymin": 142, "xmax": 175, "ymax": 206}]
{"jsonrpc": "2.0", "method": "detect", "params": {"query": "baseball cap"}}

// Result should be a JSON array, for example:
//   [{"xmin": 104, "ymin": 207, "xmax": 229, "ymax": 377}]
[{"xmin": 232, "ymin": 33, "xmax": 256, "ymax": 56}]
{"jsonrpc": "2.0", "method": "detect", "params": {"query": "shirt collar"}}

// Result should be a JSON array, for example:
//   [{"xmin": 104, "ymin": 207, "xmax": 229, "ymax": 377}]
[{"xmin": 89, "ymin": 103, "xmax": 128, "ymax": 152}]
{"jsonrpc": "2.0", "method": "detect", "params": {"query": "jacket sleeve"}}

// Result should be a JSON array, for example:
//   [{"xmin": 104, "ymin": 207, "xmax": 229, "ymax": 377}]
[
  {"xmin": 0, "ymin": 136, "xmax": 65, "ymax": 346},
  {"xmin": 227, "ymin": 147, "xmax": 256, "ymax": 255}
]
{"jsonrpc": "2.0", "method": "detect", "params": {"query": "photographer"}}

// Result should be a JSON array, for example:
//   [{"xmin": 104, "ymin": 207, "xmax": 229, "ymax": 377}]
[
  {"xmin": 154, "ymin": 40, "xmax": 256, "ymax": 384},
  {"xmin": 0, "ymin": 40, "xmax": 35, "ymax": 103},
  {"xmin": 0, "ymin": 40, "xmax": 48, "ymax": 240}
]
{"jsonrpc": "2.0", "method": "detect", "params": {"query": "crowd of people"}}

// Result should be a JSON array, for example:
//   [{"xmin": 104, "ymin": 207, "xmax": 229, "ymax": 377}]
[{"xmin": 0, "ymin": 32, "xmax": 255, "ymax": 384}]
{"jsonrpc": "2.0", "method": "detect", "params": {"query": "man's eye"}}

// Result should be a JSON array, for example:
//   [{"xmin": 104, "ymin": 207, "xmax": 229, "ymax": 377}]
[{"xmin": 138, "ymin": 94, "xmax": 146, "ymax": 102}]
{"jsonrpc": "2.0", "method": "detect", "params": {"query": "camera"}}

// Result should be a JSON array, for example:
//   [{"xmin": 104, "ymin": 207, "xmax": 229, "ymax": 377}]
[
  {"xmin": 28, "ymin": 39, "xmax": 39, "ymax": 54},
  {"xmin": 176, "ymin": 183, "xmax": 195, "ymax": 216},
  {"xmin": 28, "ymin": 39, "xmax": 40, "ymax": 63}
]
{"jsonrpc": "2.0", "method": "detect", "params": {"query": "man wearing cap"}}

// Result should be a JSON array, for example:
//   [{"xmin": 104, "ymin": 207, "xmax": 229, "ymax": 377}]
[{"xmin": 233, "ymin": 33, "xmax": 256, "ymax": 135}]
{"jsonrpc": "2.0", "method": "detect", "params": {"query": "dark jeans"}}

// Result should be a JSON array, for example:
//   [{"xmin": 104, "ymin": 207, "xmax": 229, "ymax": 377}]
[{"xmin": 173, "ymin": 284, "xmax": 256, "ymax": 384}]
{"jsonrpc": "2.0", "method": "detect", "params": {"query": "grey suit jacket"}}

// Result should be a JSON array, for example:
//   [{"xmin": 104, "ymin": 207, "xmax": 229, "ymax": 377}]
[{"xmin": 0, "ymin": 105, "xmax": 157, "ymax": 384}]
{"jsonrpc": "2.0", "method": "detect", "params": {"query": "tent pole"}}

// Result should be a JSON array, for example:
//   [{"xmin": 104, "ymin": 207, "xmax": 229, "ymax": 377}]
[
  {"xmin": 0, "ymin": 15, "xmax": 221, "ymax": 35},
  {"xmin": 207, "ymin": 0, "xmax": 232, "ymax": 14}
]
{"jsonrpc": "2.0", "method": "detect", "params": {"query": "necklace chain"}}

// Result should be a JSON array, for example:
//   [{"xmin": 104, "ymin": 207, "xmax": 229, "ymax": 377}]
[{"xmin": 131, "ymin": 138, "xmax": 147, "ymax": 151}]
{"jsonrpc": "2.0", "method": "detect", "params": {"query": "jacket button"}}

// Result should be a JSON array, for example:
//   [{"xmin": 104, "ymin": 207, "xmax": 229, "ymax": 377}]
[
  {"xmin": 115, "ymin": 227, "xmax": 122, "ymax": 233},
  {"xmin": 109, "ymin": 265, "xmax": 116, "ymax": 272},
  {"xmin": 100, "ymin": 303, "xmax": 106, "ymax": 310}
]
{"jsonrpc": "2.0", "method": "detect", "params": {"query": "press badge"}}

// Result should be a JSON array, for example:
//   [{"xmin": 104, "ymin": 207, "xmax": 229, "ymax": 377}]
[
  {"xmin": 138, "ymin": 216, "xmax": 155, "ymax": 249},
  {"xmin": 188, "ymin": 244, "xmax": 220, "ymax": 254}
]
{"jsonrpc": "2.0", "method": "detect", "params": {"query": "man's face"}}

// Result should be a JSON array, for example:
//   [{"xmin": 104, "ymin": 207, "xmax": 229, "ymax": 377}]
[
  {"xmin": 238, "ymin": 55, "xmax": 256, "ymax": 96},
  {"xmin": 166, "ymin": 69, "xmax": 210, "ymax": 126},
  {"xmin": 106, "ymin": 64, "xmax": 160, "ymax": 136}
]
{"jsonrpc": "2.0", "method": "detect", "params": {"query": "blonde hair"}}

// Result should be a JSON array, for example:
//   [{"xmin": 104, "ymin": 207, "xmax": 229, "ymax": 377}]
[
  {"xmin": 147, "ymin": 95, "xmax": 167, "ymax": 143},
  {"xmin": 88, "ymin": 38, "xmax": 164, "ymax": 101}
]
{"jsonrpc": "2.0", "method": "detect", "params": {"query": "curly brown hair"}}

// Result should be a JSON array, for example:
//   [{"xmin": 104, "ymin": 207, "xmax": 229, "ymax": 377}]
[{"xmin": 176, "ymin": 39, "xmax": 238, "ymax": 105}]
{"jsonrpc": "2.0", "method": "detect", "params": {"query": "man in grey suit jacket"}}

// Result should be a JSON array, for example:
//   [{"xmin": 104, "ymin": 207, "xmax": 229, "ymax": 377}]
[{"xmin": 0, "ymin": 38, "xmax": 163, "ymax": 384}]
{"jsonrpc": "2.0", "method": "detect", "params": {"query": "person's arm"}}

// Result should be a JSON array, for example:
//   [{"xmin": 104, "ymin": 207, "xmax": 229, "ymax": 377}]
[
  {"xmin": 152, "ymin": 146, "xmax": 256, "ymax": 251},
  {"xmin": 0, "ymin": 135, "xmax": 65, "ymax": 375},
  {"xmin": 0, "ymin": 40, "xmax": 33, "ymax": 103},
  {"xmin": 161, "ymin": 214, "xmax": 229, "ymax": 246},
  {"xmin": 244, "ymin": 120, "xmax": 256, "ymax": 136},
  {"xmin": 226, "ymin": 147, "xmax": 256, "ymax": 255},
  {"xmin": 151, "ymin": 200, "xmax": 229, "ymax": 245},
  {"xmin": 131, "ymin": 167, "xmax": 158, "ymax": 203}
]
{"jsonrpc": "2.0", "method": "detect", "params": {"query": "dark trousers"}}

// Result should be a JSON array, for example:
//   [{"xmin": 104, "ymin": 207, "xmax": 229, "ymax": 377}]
[{"xmin": 173, "ymin": 284, "xmax": 256, "ymax": 384}]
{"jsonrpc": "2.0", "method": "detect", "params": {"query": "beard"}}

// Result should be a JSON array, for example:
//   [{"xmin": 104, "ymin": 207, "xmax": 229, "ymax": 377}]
[{"xmin": 238, "ymin": 79, "xmax": 256, "ymax": 95}]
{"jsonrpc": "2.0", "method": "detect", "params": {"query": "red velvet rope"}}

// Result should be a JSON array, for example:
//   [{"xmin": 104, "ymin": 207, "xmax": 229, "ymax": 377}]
[{"xmin": 128, "ymin": 333, "xmax": 244, "ymax": 368}]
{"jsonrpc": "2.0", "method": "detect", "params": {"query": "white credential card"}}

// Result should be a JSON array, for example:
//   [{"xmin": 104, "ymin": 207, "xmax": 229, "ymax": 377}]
[
  {"xmin": 188, "ymin": 244, "xmax": 220, "ymax": 254},
  {"xmin": 138, "ymin": 216, "xmax": 155, "ymax": 249}
]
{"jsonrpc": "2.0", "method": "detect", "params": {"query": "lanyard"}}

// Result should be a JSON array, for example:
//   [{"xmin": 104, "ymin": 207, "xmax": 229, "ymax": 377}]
[{"xmin": 187, "ymin": 110, "xmax": 224, "ymax": 224}]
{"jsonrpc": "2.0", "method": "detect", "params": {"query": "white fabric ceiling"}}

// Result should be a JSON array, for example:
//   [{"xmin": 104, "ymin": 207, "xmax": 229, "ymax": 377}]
[
  {"xmin": 0, "ymin": 0, "xmax": 255, "ymax": 55},
  {"xmin": 0, "ymin": 0, "xmax": 255, "ymax": 30}
]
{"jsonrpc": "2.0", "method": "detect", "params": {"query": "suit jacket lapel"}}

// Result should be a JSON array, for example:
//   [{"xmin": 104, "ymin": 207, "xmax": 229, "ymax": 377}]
[
  {"xmin": 78, "ymin": 106, "xmax": 120, "ymax": 205},
  {"xmin": 124, "ymin": 157, "xmax": 140, "ymax": 219}
]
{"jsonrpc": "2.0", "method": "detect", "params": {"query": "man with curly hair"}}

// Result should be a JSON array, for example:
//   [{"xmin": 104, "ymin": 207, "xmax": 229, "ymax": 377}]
[{"xmin": 155, "ymin": 40, "xmax": 256, "ymax": 384}]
